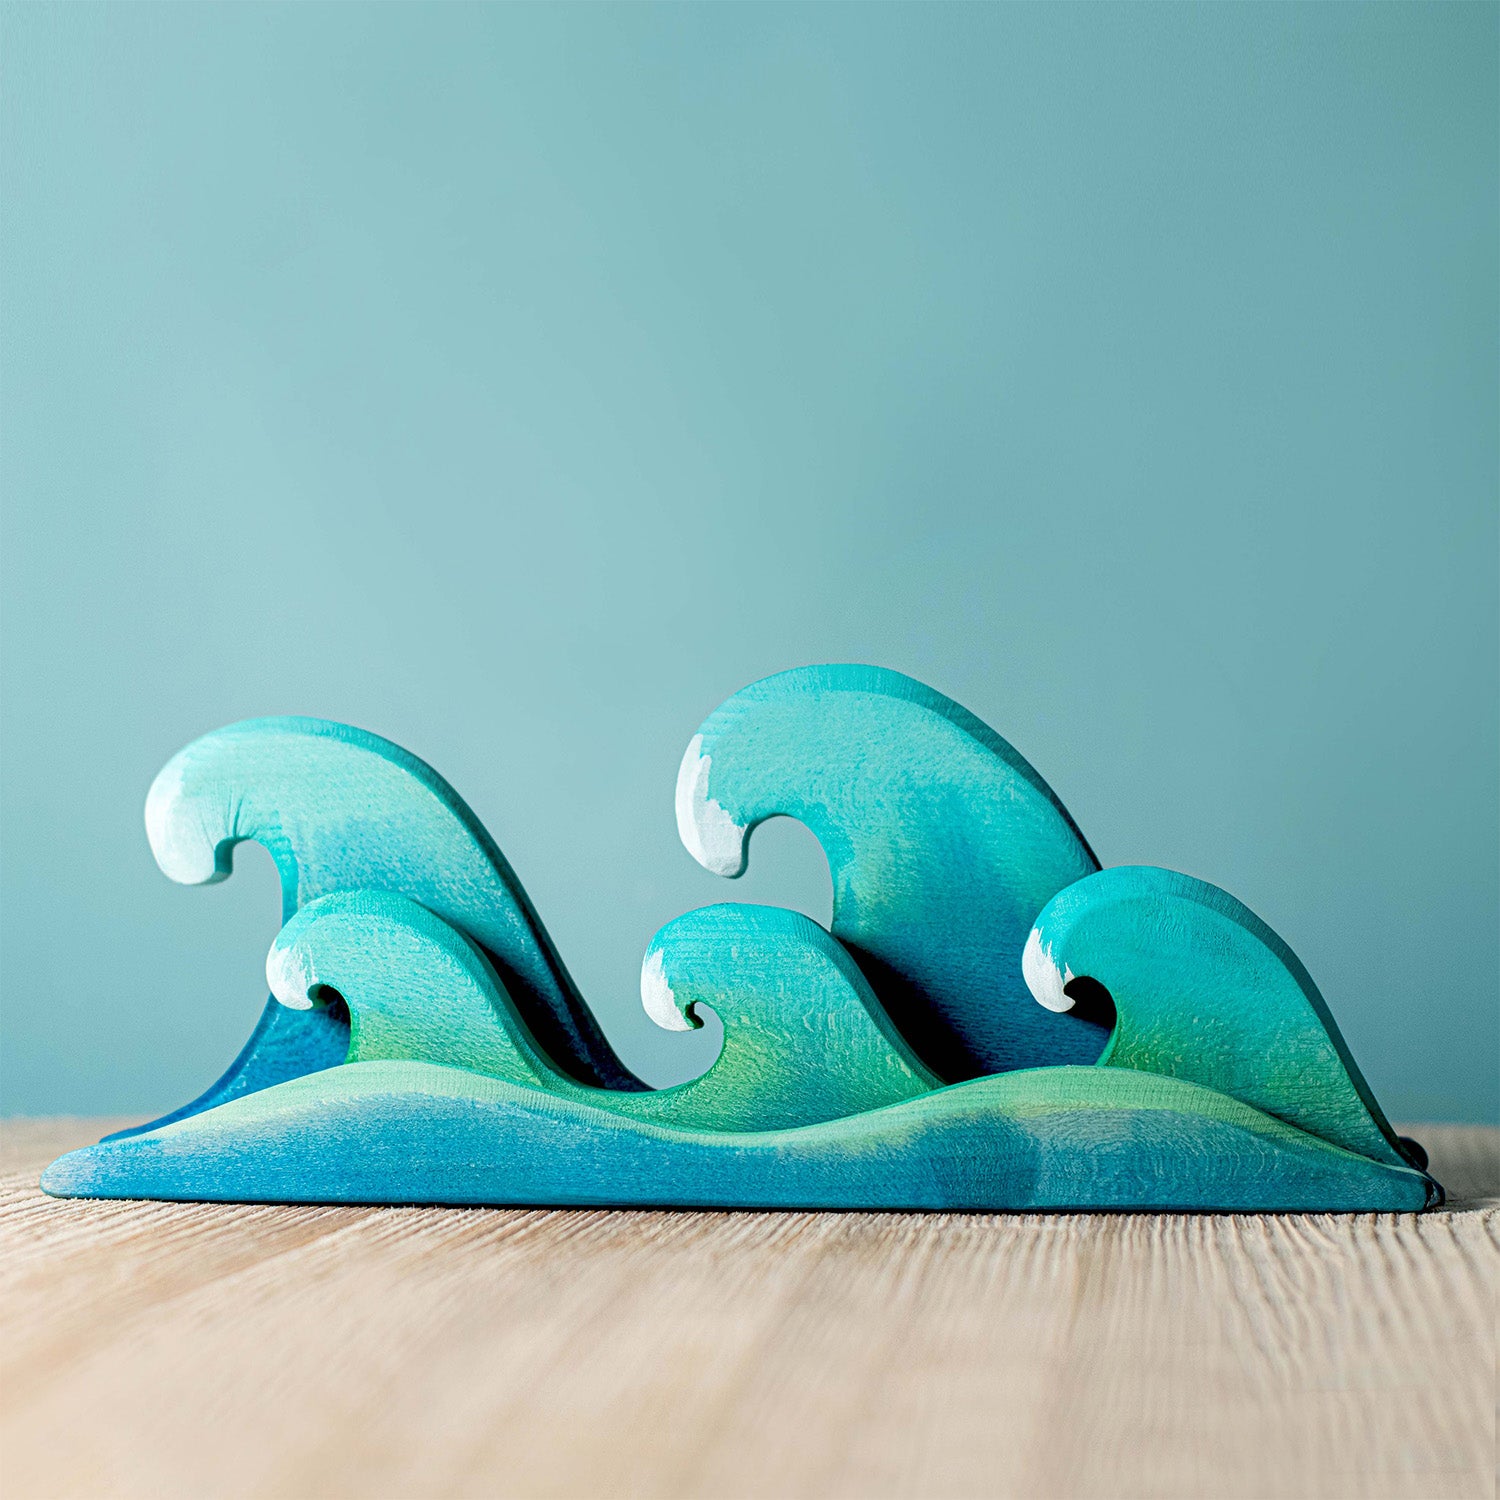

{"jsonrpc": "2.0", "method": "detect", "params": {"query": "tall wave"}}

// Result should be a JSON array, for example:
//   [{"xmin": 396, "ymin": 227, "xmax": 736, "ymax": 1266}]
[
  {"xmin": 117, "ymin": 716, "xmax": 640, "ymax": 1139},
  {"xmin": 678, "ymin": 665, "xmax": 1108, "ymax": 1079}
]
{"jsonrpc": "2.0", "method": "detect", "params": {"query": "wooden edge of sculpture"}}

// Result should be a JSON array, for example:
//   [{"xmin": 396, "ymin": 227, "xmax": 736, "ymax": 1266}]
[{"xmin": 43, "ymin": 665, "xmax": 1441, "ymax": 1213}]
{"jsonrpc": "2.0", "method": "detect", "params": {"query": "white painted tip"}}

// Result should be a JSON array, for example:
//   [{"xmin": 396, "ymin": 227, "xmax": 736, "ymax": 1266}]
[
  {"xmin": 266, "ymin": 940, "xmax": 316, "ymax": 1011},
  {"xmin": 674, "ymin": 733, "xmax": 747, "ymax": 877},
  {"xmin": 144, "ymin": 759, "xmax": 223, "ymax": 885},
  {"xmin": 640, "ymin": 949, "xmax": 694, "ymax": 1033},
  {"xmin": 1022, "ymin": 927, "xmax": 1075, "ymax": 1013}
]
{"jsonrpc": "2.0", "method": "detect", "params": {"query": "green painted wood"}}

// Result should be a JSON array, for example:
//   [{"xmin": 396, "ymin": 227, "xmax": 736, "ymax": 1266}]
[
  {"xmin": 1023, "ymin": 867, "xmax": 1416, "ymax": 1168},
  {"xmin": 41, "ymin": 1060, "xmax": 1436, "ymax": 1213},
  {"xmin": 129, "ymin": 716, "xmax": 639, "ymax": 1137},
  {"xmin": 677, "ymin": 665, "xmax": 1106, "ymax": 1080},
  {"xmin": 49, "ymin": 863, "xmax": 1438, "ymax": 1210},
  {"xmin": 267, "ymin": 892, "xmax": 938, "ymax": 1131},
  {"xmin": 50, "ymin": 668, "xmax": 1440, "ymax": 1213},
  {"xmin": 125, "ymin": 668, "xmax": 1107, "ymax": 1135}
]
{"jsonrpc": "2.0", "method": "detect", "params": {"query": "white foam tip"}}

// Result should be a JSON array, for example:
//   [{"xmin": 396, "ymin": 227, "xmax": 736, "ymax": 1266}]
[
  {"xmin": 640, "ymin": 949, "xmax": 694, "ymax": 1032},
  {"xmin": 674, "ymin": 734, "xmax": 747, "ymax": 877},
  {"xmin": 144, "ymin": 759, "xmax": 223, "ymax": 885},
  {"xmin": 265, "ymin": 941, "xmax": 316, "ymax": 1011},
  {"xmin": 1022, "ymin": 927, "xmax": 1075, "ymax": 1013}
]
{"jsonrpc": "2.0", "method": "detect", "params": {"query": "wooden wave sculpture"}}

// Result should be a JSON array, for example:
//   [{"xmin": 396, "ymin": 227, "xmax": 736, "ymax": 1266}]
[{"xmin": 42, "ymin": 666, "xmax": 1439, "ymax": 1212}]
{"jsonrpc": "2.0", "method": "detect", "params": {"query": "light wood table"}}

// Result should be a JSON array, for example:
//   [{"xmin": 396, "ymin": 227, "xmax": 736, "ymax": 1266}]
[{"xmin": 2, "ymin": 1118, "xmax": 1494, "ymax": 1500}]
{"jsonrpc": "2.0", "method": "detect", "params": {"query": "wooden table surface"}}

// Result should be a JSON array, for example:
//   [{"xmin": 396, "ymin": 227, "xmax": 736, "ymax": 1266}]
[{"xmin": 2, "ymin": 1119, "xmax": 1495, "ymax": 1500}]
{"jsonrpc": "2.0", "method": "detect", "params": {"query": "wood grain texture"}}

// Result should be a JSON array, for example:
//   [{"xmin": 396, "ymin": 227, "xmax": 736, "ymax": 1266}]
[
  {"xmin": 4, "ymin": 1119, "xmax": 1494, "ymax": 1500},
  {"xmin": 680, "ymin": 664, "xmax": 1108, "ymax": 1079},
  {"xmin": 89, "ymin": 674, "xmax": 1431, "ymax": 1214},
  {"xmin": 41, "ymin": 1063, "xmax": 1435, "ymax": 1212},
  {"xmin": 48, "ymin": 883, "xmax": 1435, "ymax": 1212},
  {"xmin": 1023, "ymin": 867, "xmax": 1415, "ymax": 1168},
  {"xmin": 138, "ymin": 714, "xmax": 643, "ymax": 1123},
  {"xmin": 265, "ymin": 893, "xmax": 942, "ymax": 1131}
]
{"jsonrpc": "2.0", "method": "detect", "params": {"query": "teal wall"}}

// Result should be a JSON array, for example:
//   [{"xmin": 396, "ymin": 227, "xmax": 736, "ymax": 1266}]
[{"xmin": 3, "ymin": 3, "xmax": 1495, "ymax": 1122}]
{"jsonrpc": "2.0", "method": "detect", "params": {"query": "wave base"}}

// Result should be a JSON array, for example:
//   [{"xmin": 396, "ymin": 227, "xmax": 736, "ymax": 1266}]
[{"xmin": 42, "ymin": 1062, "xmax": 1434, "ymax": 1213}]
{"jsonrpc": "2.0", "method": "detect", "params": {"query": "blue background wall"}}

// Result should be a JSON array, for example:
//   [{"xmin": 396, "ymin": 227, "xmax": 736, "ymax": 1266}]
[{"xmin": 3, "ymin": 3, "xmax": 1495, "ymax": 1122}]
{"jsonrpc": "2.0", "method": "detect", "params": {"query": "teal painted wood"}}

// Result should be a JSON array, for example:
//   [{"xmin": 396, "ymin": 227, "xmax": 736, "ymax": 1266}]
[
  {"xmin": 101, "ymin": 1001, "xmax": 352, "ymax": 1144},
  {"xmin": 52, "ymin": 668, "xmax": 1440, "ymax": 1213},
  {"xmin": 677, "ymin": 665, "xmax": 1106, "ymax": 1080},
  {"xmin": 1022, "ymin": 867, "xmax": 1418, "ymax": 1169},
  {"xmin": 122, "ymin": 716, "xmax": 640, "ymax": 1142},
  {"xmin": 41, "ymin": 1060, "xmax": 1436, "ymax": 1213},
  {"xmin": 267, "ymin": 892, "xmax": 939, "ymax": 1131},
  {"xmin": 48, "ymin": 864, "xmax": 1439, "ymax": 1210},
  {"xmin": 124, "ymin": 667, "xmax": 1104, "ymax": 1137}
]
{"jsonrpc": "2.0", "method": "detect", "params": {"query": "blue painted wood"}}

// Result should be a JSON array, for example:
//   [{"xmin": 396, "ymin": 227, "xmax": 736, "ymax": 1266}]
[
  {"xmin": 101, "ymin": 1001, "xmax": 351, "ymax": 1143},
  {"xmin": 51, "ymin": 668, "xmax": 1440, "ymax": 1213},
  {"xmin": 1022, "ymin": 866, "xmax": 1419, "ymax": 1168},
  {"xmin": 266, "ymin": 892, "xmax": 939, "ymax": 1131},
  {"xmin": 116, "ymin": 716, "xmax": 640, "ymax": 1143},
  {"xmin": 42, "ymin": 1061, "xmax": 1436, "ymax": 1213},
  {"xmin": 122, "ymin": 668, "xmax": 1104, "ymax": 1136},
  {"xmin": 53, "ymin": 865, "xmax": 1439, "ymax": 1209},
  {"xmin": 676, "ymin": 665, "xmax": 1107, "ymax": 1079}
]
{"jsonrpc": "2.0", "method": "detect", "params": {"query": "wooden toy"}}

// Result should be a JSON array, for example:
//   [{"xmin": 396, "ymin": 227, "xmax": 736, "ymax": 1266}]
[
  {"xmin": 677, "ymin": 665, "xmax": 1109, "ymax": 1079},
  {"xmin": 1021, "ymin": 866, "xmax": 1424, "ymax": 1169},
  {"xmin": 107, "ymin": 714, "xmax": 643, "ymax": 1149},
  {"xmin": 43, "ymin": 668, "xmax": 1439, "ymax": 1212}
]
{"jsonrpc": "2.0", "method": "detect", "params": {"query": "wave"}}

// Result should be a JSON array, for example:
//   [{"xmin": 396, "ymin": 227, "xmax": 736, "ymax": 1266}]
[
  {"xmin": 44, "ymin": 1060, "xmax": 1436, "ymax": 1212},
  {"xmin": 679, "ymin": 665, "xmax": 1107, "ymax": 1077},
  {"xmin": 63, "ymin": 666, "xmax": 1434, "ymax": 1211},
  {"xmin": 121, "ymin": 668, "xmax": 1108, "ymax": 1134},
  {"xmin": 267, "ymin": 893, "xmax": 938, "ymax": 1132},
  {"xmin": 1023, "ymin": 866, "xmax": 1416, "ymax": 1168},
  {"xmin": 113, "ymin": 714, "xmax": 641, "ymax": 1140}
]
